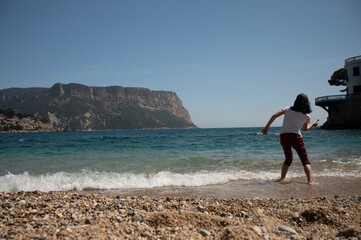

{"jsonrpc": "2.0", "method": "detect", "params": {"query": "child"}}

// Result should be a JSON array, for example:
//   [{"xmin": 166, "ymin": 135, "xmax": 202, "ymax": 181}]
[{"xmin": 262, "ymin": 93, "xmax": 319, "ymax": 184}]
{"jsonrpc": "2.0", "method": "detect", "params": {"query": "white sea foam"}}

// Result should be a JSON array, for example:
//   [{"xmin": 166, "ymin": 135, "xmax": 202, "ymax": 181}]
[
  {"xmin": 0, "ymin": 170, "xmax": 279, "ymax": 192},
  {"xmin": 314, "ymin": 170, "xmax": 361, "ymax": 178},
  {"xmin": 0, "ymin": 169, "xmax": 359, "ymax": 193}
]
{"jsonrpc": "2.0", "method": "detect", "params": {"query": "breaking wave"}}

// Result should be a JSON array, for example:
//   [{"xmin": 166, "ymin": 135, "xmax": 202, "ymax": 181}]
[{"xmin": 1, "ymin": 169, "xmax": 360, "ymax": 193}]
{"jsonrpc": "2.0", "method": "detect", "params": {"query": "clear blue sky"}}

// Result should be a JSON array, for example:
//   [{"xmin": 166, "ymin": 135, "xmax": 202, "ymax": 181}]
[{"xmin": 1, "ymin": 0, "xmax": 360, "ymax": 128}]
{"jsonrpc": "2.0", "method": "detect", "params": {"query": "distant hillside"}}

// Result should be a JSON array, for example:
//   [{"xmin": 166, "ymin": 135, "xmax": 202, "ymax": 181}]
[{"xmin": 0, "ymin": 83, "xmax": 197, "ymax": 131}]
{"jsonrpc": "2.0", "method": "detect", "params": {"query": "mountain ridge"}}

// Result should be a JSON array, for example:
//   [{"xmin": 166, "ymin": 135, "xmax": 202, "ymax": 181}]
[{"xmin": 0, "ymin": 83, "xmax": 197, "ymax": 131}]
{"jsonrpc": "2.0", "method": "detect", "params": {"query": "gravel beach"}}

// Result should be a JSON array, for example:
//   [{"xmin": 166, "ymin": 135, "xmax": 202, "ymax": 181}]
[{"xmin": 1, "ymin": 178, "xmax": 361, "ymax": 240}]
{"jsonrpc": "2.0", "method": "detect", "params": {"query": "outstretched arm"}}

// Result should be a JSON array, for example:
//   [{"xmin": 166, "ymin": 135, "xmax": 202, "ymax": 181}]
[
  {"xmin": 302, "ymin": 120, "xmax": 319, "ymax": 132},
  {"xmin": 262, "ymin": 110, "xmax": 284, "ymax": 134}
]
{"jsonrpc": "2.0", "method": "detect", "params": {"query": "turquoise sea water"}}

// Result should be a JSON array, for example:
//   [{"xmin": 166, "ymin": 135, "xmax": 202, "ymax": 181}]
[{"xmin": 1, "ymin": 128, "xmax": 360, "ymax": 192}]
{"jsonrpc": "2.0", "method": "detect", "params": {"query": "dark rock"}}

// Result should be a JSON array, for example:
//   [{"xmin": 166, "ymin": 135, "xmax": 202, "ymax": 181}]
[
  {"xmin": 127, "ymin": 210, "xmax": 134, "ymax": 216},
  {"xmin": 85, "ymin": 218, "xmax": 93, "ymax": 224},
  {"xmin": 1, "ymin": 203, "xmax": 11, "ymax": 209},
  {"xmin": 337, "ymin": 229, "xmax": 359, "ymax": 238}
]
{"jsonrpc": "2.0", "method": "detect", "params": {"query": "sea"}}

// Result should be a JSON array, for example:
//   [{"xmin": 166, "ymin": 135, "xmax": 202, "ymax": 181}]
[{"xmin": 1, "ymin": 128, "xmax": 360, "ymax": 193}]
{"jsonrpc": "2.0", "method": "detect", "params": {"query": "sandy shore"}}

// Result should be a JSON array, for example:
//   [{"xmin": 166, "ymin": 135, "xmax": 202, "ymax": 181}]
[
  {"xmin": 1, "ymin": 177, "xmax": 360, "ymax": 239},
  {"xmin": 96, "ymin": 176, "xmax": 361, "ymax": 199}
]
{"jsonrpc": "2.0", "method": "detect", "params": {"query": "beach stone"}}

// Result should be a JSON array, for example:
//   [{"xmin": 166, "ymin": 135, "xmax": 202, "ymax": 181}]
[
  {"xmin": 199, "ymin": 229, "xmax": 211, "ymax": 237},
  {"xmin": 32, "ymin": 190, "xmax": 42, "ymax": 195},
  {"xmin": 252, "ymin": 225, "xmax": 263, "ymax": 237},
  {"xmin": 57, "ymin": 230, "xmax": 68, "ymax": 237},
  {"xmin": 197, "ymin": 205, "xmax": 206, "ymax": 212},
  {"xmin": 239, "ymin": 211, "xmax": 248, "ymax": 218},
  {"xmin": 138, "ymin": 230, "xmax": 146, "ymax": 237},
  {"xmin": 9, "ymin": 211, "xmax": 17, "ymax": 218},
  {"xmin": 128, "ymin": 209, "xmax": 134, "ymax": 216},
  {"xmin": 85, "ymin": 218, "xmax": 93, "ymax": 224},
  {"xmin": 278, "ymin": 225, "xmax": 297, "ymax": 235},
  {"xmin": 132, "ymin": 214, "xmax": 142, "ymax": 222},
  {"xmin": 60, "ymin": 219, "xmax": 69, "ymax": 226},
  {"xmin": 27, "ymin": 234, "xmax": 46, "ymax": 240},
  {"xmin": 292, "ymin": 212, "xmax": 300, "ymax": 219},
  {"xmin": 71, "ymin": 213, "xmax": 78, "ymax": 221},
  {"xmin": 1, "ymin": 203, "xmax": 11, "ymax": 208},
  {"xmin": 2, "ymin": 194, "xmax": 10, "ymax": 199}
]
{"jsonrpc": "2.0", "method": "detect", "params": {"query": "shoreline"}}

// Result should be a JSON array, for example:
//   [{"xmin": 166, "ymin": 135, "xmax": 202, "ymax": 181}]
[
  {"xmin": 83, "ymin": 176, "xmax": 361, "ymax": 199},
  {"xmin": 1, "ymin": 177, "xmax": 360, "ymax": 239},
  {"xmin": 0, "ymin": 126, "xmax": 199, "ymax": 133}
]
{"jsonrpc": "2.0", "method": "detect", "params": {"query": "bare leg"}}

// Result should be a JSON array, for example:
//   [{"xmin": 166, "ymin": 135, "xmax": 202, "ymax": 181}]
[
  {"xmin": 303, "ymin": 164, "xmax": 313, "ymax": 184},
  {"xmin": 280, "ymin": 164, "xmax": 289, "ymax": 182}
]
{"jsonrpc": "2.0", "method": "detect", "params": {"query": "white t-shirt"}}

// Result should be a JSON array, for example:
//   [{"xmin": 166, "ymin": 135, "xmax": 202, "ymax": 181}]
[{"xmin": 280, "ymin": 106, "xmax": 310, "ymax": 136}]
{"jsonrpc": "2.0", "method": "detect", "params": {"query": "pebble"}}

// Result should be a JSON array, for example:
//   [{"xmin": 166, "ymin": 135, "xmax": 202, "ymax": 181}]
[
  {"xmin": 252, "ymin": 225, "xmax": 263, "ymax": 236},
  {"xmin": 131, "ymin": 214, "xmax": 143, "ymax": 222},
  {"xmin": 240, "ymin": 211, "xmax": 248, "ymax": 218},
  {"xmin": 197, "ymin": 205, "xmax": 206, "ymax": 212},
  {"xmin": 0, "ymin": 192, "xmax": 360, "ymax": 239},
  {"xmin": 292, "ymin": 212, "xmax": 300, "ymax": 219},
  {"xmin": 278, "ymin": 225, "xmax": 297, "ymax": 235},
  {"xmin": 1, "ymin": 203, "xmax": 11, "ymax": 208},
  {"xmin": 57, "ymin": 230, "xmax": 68, "ymax": 237},
  {"xmin": 199, "ymin": 229, "xmax": 211, "ymax": 237},
  {"xmin": 26, "ymin": 235, "xmax": 46, "ymax": 240},
  {"xmin": 85, "ymin": 218, "xmax": 93, "ymax": 224},
  {"xmin": 60, "ymin": 219, "xmax": 69, "ymax": 226}
]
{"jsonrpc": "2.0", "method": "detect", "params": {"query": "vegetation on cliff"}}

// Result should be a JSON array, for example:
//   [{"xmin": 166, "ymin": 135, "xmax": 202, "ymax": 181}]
[{"xmin": 0, "ymin": 108, "xmax": 61, "ymax": 133}]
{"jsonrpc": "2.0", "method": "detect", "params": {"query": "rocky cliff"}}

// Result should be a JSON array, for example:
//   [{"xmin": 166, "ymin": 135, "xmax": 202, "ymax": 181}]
[{"xmin": 0, "ymin": 83, "xmax": 197, "ymax": 131}]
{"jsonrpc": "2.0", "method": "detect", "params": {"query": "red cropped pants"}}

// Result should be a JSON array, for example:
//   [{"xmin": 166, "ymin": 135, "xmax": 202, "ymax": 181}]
[{"xmin": 280, "ymin": 133, "xmax": 310, "ymax": 166}]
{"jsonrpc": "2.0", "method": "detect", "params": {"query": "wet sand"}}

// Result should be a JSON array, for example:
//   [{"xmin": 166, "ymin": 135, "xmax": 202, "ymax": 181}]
[
  {"xmin": 1, "ymin": 177, "xmax": 360, "ymax": 239},
  {"xmin": 89, "ymin": 176, "xmax": 361, "ymax": 199}
]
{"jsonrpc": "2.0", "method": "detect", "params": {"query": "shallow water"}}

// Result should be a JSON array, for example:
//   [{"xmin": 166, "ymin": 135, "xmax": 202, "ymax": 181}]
[{"xmin": 1, "ymin": 128, "xmax": 360, "ymax": 192}]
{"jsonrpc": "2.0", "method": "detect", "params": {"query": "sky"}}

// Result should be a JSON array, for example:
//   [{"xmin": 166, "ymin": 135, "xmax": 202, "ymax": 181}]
[{"xmin": 0, "ymin": 0, "xmax": 360, "ymax": 128}]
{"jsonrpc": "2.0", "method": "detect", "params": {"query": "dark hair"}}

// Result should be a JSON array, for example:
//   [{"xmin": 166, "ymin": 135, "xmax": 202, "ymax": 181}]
[{"xmin": 291, "ymin": 93, "xmax": 312, "ymax": 114}]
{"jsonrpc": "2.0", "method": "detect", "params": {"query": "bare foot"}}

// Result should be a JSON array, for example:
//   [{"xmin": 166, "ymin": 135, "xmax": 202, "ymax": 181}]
[
  {"xmin": 307, "ymin": 181, "xmax": 318, "ymax": 185},
  {"xmin": 278, "ymin": 178, "xmax": 288, "ymax": 184}
]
